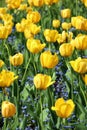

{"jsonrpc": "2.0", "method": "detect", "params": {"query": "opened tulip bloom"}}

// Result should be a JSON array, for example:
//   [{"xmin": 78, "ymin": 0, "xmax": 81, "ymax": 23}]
[
  {"xmin": 34, "ymin": 73, "xmax": 55, "ymax": 89},
  {"xmin": 26, "ymin": 38, "xmax": 46, "ymax": 54},
  {"xmin": 51, "ymin": 98, "xmax": 75, "ymax": 118},
  {"xmin": 10, "ymin": 53, "xmax": 24, "ymax": 66},
  {"xmin": 1, "ymin": 101, "xmax": 16, "ymax": 118},
  {"xmin": 40, "ymin": 50, "xmax": 59, "ymax": 68},
  {"xmin": 70, "ymin": 57, "xmax": 87, "ymax": 73},
  {"xmin": 0, "ymin": 70, "xmax": 18, "ymax": 87}
]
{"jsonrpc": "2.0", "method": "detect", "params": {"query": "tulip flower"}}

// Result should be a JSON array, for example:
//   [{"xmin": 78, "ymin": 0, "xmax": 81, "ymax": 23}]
[
  {"xmin": 26, "ymin": 38, "xmax": 46, "ymax": 54},
  {"xmin": 40, "ymin": 50, "xmax": 59, "ymax": 68},
  {"xmin": 52, "ymin": 19, "xmax": 60, "ymax": 28},
  {"xmin": 1, "ymin": 101, "xmax": 16, "ymax": 118},
  {"xmin": 6, "ymin": 0, "xmax": 22, "ymax": 9},
  {"xmin": 0, "ymin": 70, "xmax": 18, "ymax": 87},
  {"xmin": 10, "ymin": 53, "xmax": 24, "ymax": 66},
  {"xmin": 27, "ymin": 11, "xmax": 41, "ymax": 23},
  {"xmin": 72, "ymin": 35, "xmax": 87, "ymax": 50},
  {"xmin": 61, "ymin": 8, "xmax": 71, "ymax": 18},
  {"xmin": 81, "ymin": 0, "xmax": 87, "ymax": 7},
  {"xmin": 34, "ymin": 73, "xmax": 55, "ymax": 89},
  {"xmin": 71, "ymin": 16, "xmax": 87, "ymax": 31},
  {"xmin": 51, "ymin": 98, "xmax": 75, "ymax": 118},
  {"xmin": 44, "ymin": 29, "xmax": 59, "ymax": 42},
  {"xmin": 59, "ymin": 43, "xmax": 74, "ymax": 57},
  {"xmin": 62, "ymin": 22, "xmax": 71, "ymax": 30},
  {"xmin": 28, "ymin": 0, "xmax": 44, "ymax": 7},
  {"xmin": 70, "ymin": 57, "xmax": 87, "ymax": 73}
]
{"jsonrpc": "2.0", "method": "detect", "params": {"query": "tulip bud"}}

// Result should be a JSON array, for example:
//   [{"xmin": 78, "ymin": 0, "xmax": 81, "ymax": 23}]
[{"xmin": 1, "ymin": 101, "xmax": 16, "ymax": 118}]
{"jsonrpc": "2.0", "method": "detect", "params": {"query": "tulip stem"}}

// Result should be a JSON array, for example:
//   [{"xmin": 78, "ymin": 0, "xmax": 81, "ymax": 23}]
[
  {"xmin": 40, "ymin": 92, "xmax": 44, "ymax": 130},
  {"xmin": 21, "ymin": 57, "xmax": 31, "ymax": 85},
  {"xmin": 3, "ymin": 118, "xmax": 6, "ymax": 130}
]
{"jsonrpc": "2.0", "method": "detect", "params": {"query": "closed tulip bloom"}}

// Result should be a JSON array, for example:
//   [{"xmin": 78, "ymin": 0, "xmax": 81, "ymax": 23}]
[
  {"xmin": 44, "ymin": 0, "xmax": 59, "ymax": 5},
  {"xmin": 10, "ymin": 53, "xmax": 24, "ymax": 66},
  {"xmin": 26, "ymin": 38, "xmax": 46, "ymax": 53},
  {"xmin": 1, "ymin": 101, "xmax": 16, "ymax": 118},
  {"xmin": 0, "ymin": 70, "xmax": 18, "ymax": 87},
  {"xmin": 61, "ymin": 9, "xmax": 71, "ymax": 18},
  {"xmin": 73, "ymin": 35, "xmax": 87, "ymax": 50},
  {"xmin": 6, "ymin": 0, "xmax": 22, "ymax": 9},
  {"xmin": 40, "ymin": 51, "xmax": 59, "ymax": 68},
  {"xmin": 34, "ymin": 73, "xmax": 55, "ymax": 89},
  {"xmin": 28, "ymin": 0, "xmax": 44, "ymax": 7},
  {"xmin": 51, "ymin": 98, "xmax": 75, "ymax": 118},
  {"xmin": 81, "ymin": 0, "xmax": 87, "ymax": 7},
  {"xmin": 82, "ymin": 74, "xmax": 87, "ymax": 85},
  {"xmin": 62, "ymin": 22, "xmax": 71, "ymax": 30},
  {"xmin": 59, "ymin": 43, "xmax": 74, "ymax": 57},
  {"xmin": 71, "ymin": 16, "xmax": 87, "ymax": 31},
  {"xmin": 27, "ymin": 11, "xmax": 41, "ymax": 23},
  {"xmin": 0, "ymin": 60, "xmax": 4, "ymax": 67},
  {"xmin": 70, "ymin": 57, "xmax": 87, "ymax": 74},
  {"xmin": 0, "ymin": 25, "xmax": 12, "ymax": 39},
  {"xmin": 52, "ymin": 19, "xmax": 60, "ymax": 28},
  {"xmin": 44, "ymin": 29, "xmax": 59, "ymax": 42}
]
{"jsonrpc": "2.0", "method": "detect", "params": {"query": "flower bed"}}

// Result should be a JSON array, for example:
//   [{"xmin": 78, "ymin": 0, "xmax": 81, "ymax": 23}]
[{"xmin": 0, "ymin": 0, "xmax": 87, "ymax": 130}]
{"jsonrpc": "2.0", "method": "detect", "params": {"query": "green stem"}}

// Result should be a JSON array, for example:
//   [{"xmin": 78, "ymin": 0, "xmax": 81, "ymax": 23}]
[
  {"xmin": 40, "ymin": 92, "xmax": 44, "ymax": 130},
  {"xmin": 21, "ymin": 57, "xmax": 31, "ymax": 85},
  {"xmin": 79, "ymin": 75, "xmax": 87, "ymax": 106},
  {"xmin": 76, "ymin": 0, "xmax": 78, "ymax": 16},
  {"xmin": 3, "ymin": 118, "xmax": 7, "ymax": 130}
]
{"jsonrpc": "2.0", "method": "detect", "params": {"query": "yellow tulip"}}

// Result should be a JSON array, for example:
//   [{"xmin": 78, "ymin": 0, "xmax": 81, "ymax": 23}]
[
  {"xmin": 24, "ymin": 23, "xmax": 41, "ymax": 38},
  {"xmin": 28, "ymin": 0, "xmax": 44, "ymax": 7},
  {"xmin": 52, "ymin": 19, "xmax": 60, "ymax": 28},
  {"xmin": 18, "ymin": 4, "xmax": 27, "ymax": 10},
  {"xmin": 10, "ymin": 53, "xmax": 24, "ymax": 66},
  {"xmin": 1, "ymin": 101, "xmax": 16, "ymax": 118},
  {"xmin": 0, "ymin": 70, "xmax": 18, "ymax": 87},
  {"xmin": 0, "ymin": 60, "xmax": 4, "ymax": 67},
  {"xmin": 0, "ymin": 8, "xmax": 7, "ymax": 18},
  {"xmin": 51, "ymin": 98, "xmax": 75, "ymax": 118},
  {"xmin": 44, "ymin": 0, "xmax": 59, "ymax": 5},
  {"xmin": 62, "ymin": 22, "xmax": 71, "ymax": 30},
  {"xmin": 44, "ymin": 29, "xmax": 59, "ymax": 42},
  {"xmin": 6, "ymin": 0, "xmax": 22, "ymax": 9},
  {"xmin": 71, "ymin": 16, "xmax": 87, "ymax": 31},
  {"xmin": 81, "ymin": 0, "xmax": 87, "ymax": 7},
  {"xmin": 61, "ymin": 8, "xmax": 71, "ymax": 18},
  {"xmin": 59, "ymin": 43, "xmax": 74, "ymax": 57},
  {"xmin": 82, "ymin": 74, "xmax": 87, "ymax": 85},
  {"xmin": 26, "ymin": 38, "xmax": 46, "ymax": 54},
  {"xmin": 27, "ymin": 11, "xmax": 41, "ymax": 23},
  {"xmin": 70, "ymin": 57, "xmax": 87, "ymax": 73},
  {"xmin": 34, "ymin": 73, "xmax": 55, "ymax": 89},
  {"xmin": 73, "ymin": 35, "xmax": 87, "ymax": 50},
  {"xmin": 40, "ymin": 50, "xmax": 59, "ymax": 68},
  {"xmin": 0, "ymin": 25, "xmax": 12, "ymax": 39}
]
